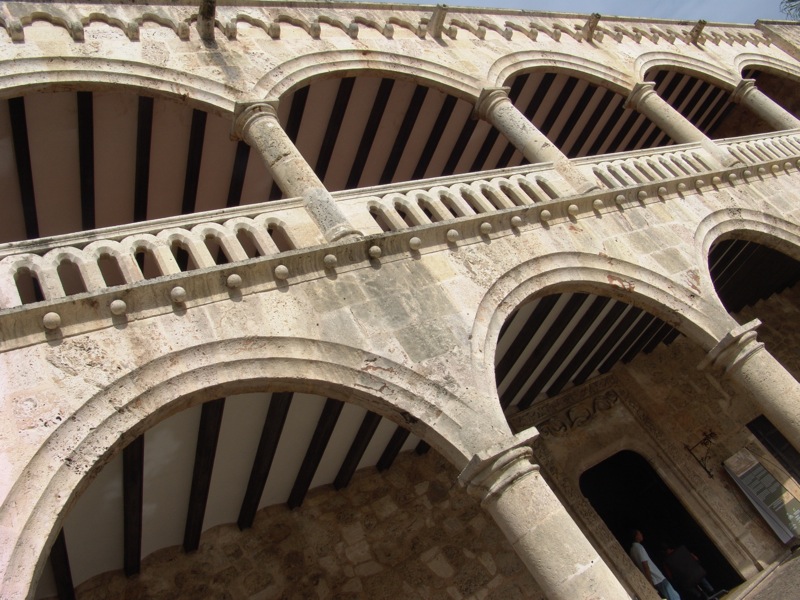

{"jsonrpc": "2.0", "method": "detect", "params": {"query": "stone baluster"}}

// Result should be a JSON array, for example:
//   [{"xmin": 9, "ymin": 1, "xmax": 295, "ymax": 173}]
[
  {"xmin": 475, "ymin": 88, "xmax": 600, "ymax": 194},
  {"xmin": 233, "ymin": 102, "xmax": 361, "ymax": 243},
  {"xmin": 731, "ymin": 79, "xmax": 800, "ymax": 132},
  {"xmin": 458, "ymin": 429, "xmax": 631, "ymax": 600},
  {"xmin": 626, "ymin": 82, "xmax": 738, "ymax": 168},
  {"xmin": 700, "ymin": 319, "xmax": 800, "ymax": 451}
]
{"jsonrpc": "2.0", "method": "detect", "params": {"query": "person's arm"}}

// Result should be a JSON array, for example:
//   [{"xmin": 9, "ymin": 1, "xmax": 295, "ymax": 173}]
[{"xmin": 640, "ymin": 561, "xmax": 654, "ymax": 585}]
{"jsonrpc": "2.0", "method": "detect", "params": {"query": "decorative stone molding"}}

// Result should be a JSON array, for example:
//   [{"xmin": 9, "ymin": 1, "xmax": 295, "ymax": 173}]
[
  {"xmin": 458, "ymin": 427, "xmax": 539, "ymax": 506},
  {"xmin": 0, "ymin": 3, "xmax": 772, "ymax": 47},
  {"xmin": 509, "ymin": 375, "xmax": 621, "ymax": 437},
  {"xmin": 698, "ymin": 319, "xmax": 764, "ymax": 373}
]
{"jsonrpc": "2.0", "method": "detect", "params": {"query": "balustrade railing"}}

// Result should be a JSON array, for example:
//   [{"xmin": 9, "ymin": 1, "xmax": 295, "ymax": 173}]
[{"xmin": 1, "ymin": 130, "xmax": 799, "ymax": 310}]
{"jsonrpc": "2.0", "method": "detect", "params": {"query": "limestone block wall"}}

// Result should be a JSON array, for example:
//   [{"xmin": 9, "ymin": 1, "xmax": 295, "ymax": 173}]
[{"xmin": 41, "ymin": 451, "xmax": 540, "ymax": 600}]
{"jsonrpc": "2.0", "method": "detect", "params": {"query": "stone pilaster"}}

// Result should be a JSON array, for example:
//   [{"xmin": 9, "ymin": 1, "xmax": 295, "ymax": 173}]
[
  {"xmin": 475, "ymin": 88, "xmax": 600, "ymax": 194},
  {"xmin": 626, "ymin": 82, "xmax": 738, "ymax": 168},
  {"xmin": 731, "ymin": 79, "xmax": 800, "ymax": 132},
  {"xmin": 233, "ymin": 102, "xmax": 361, "ymax": 243},
  {"xmin": 700, "ymin": 319, "xmax": 800, "ymax": 451},
  {"xmin": 458, "ymin": 428, "xmax": 631, "ymax": 600}
]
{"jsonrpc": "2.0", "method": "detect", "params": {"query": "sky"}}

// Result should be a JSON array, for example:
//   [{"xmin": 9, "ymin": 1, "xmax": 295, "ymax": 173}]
[{"xmin": 385, "ymin": 1, "xmax": 789, "ymax": 24}]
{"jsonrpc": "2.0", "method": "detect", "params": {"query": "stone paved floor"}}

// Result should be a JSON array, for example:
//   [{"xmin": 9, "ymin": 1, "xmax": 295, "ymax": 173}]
[{"xmin": 727, "ymin": 551, "xmax": 800, "ymax": 600}]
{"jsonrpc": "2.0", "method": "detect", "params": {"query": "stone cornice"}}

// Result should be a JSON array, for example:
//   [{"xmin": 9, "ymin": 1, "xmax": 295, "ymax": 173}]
[{"xmin": 0, "ymin": 2, "xmax": 771, "ymax": 46}]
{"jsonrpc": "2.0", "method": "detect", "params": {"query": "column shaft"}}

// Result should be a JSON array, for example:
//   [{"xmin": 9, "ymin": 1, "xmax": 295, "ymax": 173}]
[
  {"xmin": 460, "ymin": 433, "xmax": 630, "ymax": 599},
  {"xmin": 732, "ymin": 79, "xmax": 800, "ymax": 132},
  {"xmin": 476, "ymin": 89, "xmax": 599, "ymax": 194},
  {"xmin": 627, "ymin": 82, "xmax": 737, "ymax": 167},
  {"xmin": 234, "ymin": 103, "xmax": 360, "ymax": 242},
  {"xmin": 701, "ymin": 320, "xmax": 800, "ymax": 450}
]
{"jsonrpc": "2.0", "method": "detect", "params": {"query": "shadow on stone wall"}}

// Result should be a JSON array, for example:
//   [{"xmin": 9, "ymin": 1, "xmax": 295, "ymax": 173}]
[{"xmin": 58, "ymin": 452, "xmax": 540, "ymax": 600}]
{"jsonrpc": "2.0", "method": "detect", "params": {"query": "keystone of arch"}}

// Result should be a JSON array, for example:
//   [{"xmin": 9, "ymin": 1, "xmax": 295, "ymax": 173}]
[
  {"xmin": 735, "ymin": 52, "xmax": 800, "ymax": 85},
  {"xmin": 634, "ymin": 50, "xmax": 740, "ymax": 91},
  {"xmin": 471, "ymin": 251, "xmax": 731, "ymax": 374},
  {"xmin": 0, "ymin": 56, "xmax": 239, "ymax": 115},
  {"xmin": 487, "ymin": 50, "xmax": 633, "ymax": 94},
  {"xmin": 0, "ymin": 336, "xmax": 510, "ymax": 600},
  {"xmin": 252, "ymin": 49, "xmax": 484, "ymax": 101}
]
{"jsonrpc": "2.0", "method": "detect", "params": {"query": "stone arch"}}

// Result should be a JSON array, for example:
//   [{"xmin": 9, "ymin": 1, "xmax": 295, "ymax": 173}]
[
  {"xmin": 253, "ymin": 50, "xmax": 484, "ymax": 102},
  {"xmin": 487, "ymin": 50, "xmax": 632, "ymax": 94},
  {"xmin": 695, "ymin": 207, "xmax": 800, "ymax": 311},
  {"xmin": 0, "ymin": 56, "xmax": 238, "ymax": 116},
  {"xmin": 472, "ymin": 251, "xmax": 732, "ymax": 379},
  {"xmin": 634, "ymin": 51, "xmax": 740, "ymax": 91},
  {"xmin": 734, "ymin": 52, "xmax": 800, "ymax": 85},
  {"xmin": 0, "ymin": 336, "xmax": 486, "ymax": 600}
]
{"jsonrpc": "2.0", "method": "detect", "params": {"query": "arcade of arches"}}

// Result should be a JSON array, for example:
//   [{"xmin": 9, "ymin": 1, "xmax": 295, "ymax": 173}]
[{"xmin": 6, "ymin": 3, "xmax": 800, "ymax": 600}]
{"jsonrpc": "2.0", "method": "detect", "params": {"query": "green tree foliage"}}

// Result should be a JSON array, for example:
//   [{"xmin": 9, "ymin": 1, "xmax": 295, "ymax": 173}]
[{"xmin": 782, "ymin": 0, "xmax": 800, "ymax": 19}]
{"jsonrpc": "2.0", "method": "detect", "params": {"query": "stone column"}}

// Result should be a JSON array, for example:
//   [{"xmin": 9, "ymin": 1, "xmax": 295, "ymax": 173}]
[
  {"xmin": 459, "ymin": 429, "xmax": 631, "ymax": 600},
  {"xmin": 475, "ymin": 88, "xmax": 600, "ymax": 194},
  {"xmin": 233, "ymin": 102, "xmax": 361, "ymax": 243},
  {"xmin": 626, "ymin": 82, "xmax": 738, "ymax": 168},
  {"xmin": 699, "ymin": 319, "xmax": 800, "ymax": 450},
  {"xmin": 731, "ymin": 79, "xmax": 800, "ymax": 132}
]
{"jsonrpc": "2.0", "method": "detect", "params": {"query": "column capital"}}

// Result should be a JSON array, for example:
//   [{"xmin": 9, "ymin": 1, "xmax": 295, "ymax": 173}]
[
  {"xmin": 458, "ymin": 427, "xmax": 539, "ymax": 506},
  {"xmin": 625, "ymin": 81, "xmax": 657, "ymax": 111},
  {"xmin": 698, "ymin": 319, "xmax": 764, "ymax": 372},
  {"xmin": 232, "ymin": 100, "xmax": 280, "ymax": 140},
  {"xmin": 731, "ymin": 78, "xmax": 758, "ymax": 105},
  {"xmin": 473, "ymin": 87, "xmax": 512, "ymax": 121}
]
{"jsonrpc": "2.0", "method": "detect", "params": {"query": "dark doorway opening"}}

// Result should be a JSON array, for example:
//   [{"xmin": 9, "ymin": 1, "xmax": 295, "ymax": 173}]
[{"xmin": 579, "ymin": 450, "xmax": 742, "ymax": 592}]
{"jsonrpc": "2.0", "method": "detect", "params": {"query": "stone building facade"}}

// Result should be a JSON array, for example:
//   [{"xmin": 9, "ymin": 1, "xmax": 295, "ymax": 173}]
[{"xmin": 3, "ymin": 1, "xmax": 800, "ymax": 599}]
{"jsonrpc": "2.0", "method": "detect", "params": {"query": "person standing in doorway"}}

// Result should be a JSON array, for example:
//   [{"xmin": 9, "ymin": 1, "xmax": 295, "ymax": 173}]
[{"xmin": 630, "ymin": 529, "xmax": 681, "ymax": 600}]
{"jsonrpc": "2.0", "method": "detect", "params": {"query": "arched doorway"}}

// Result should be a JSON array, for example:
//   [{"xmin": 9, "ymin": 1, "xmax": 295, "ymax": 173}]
[{"xmin": 579, "ymin": 450, "xmax": 742, "ymax": 593}]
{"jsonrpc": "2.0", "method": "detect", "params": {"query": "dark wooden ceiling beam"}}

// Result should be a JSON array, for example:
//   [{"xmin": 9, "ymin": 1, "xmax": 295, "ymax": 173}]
[
  {"xmin": 500, "ymin": 293, "xmax": 588, "ymax": 409},
  {"xmin": 517, "ymin": 295, "xmax": 610, "ymax": 410},
  {"xmin": 413, "ymin": 94, "xmax": 457, "ymax": 179},
  {"xmin": 547, "ymin": 300, "xmax": 627, "ymax": 397},
  {"xmin": 8, "ymin": 97, "xmax": 39, "ymax": 238},
  {"xmin": 122, "ymin": 435, "xmax": 144, "ymax": 577},
  {"xmin": 621, "ymin": 316, "xmax": 665, "ymax": 363},
  {"xmin": 287, "ymin": 398, "xmax": 344, "ymax": 509},
  {"xmin": 180, "ymin": 109, "xmax": 207, "ymax": 215},
  {"xmin": 334, "ymin": 410, "xmax": 382, "ymax": 490},
  {"xmin": 238, "ymin": 391, "xmax": 293, "ymax": 530},
  {"xmin": 347, "ymin": 78, "xmax": 394, "ymax": 188},
  {"xmin": 599, "ymin": 312, "xmax": 655, "ymax": 373},
  {"xmin": 133, "ymin": 96, "xmax": 154, "ymax": 222},
  {"xmin": 226, "ymin": 141, "xmax": 250, "ymax": 208},
  {"xmin": 76, "ymin": 91, "xmax": 95, "ymax": 230},
  {"xmin": 316, "ymin": 77, "xmax": 355, "ymax": 182},
  {"xmin": 377, "ymin": 426, "xmax": 410, "ymax": 472},
  {"xmin": 572, "ymin": 306, "xmax": 642, "ymax": 385},
  {"xmin": 183, "ymin": 398, "xmax": 226, "ymax": 553},
  {"xmin": 380, "ymin": 84, "xmax": 428, "ymax": 184},
  {"xmin": 51, "ymin": 529, "xmax": 76, "ymax": 600},
  {"xmin": 496, "ymin": 295, "xmax": 559, "ymax": 385}
]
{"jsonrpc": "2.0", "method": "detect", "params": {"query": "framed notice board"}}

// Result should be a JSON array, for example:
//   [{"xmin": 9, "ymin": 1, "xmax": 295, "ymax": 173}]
[{"xmin": 725, "ymin": 448, "xmax": 800, "ymax": 544}]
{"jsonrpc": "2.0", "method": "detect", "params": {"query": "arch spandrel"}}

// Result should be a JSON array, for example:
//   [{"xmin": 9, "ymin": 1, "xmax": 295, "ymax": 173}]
[
  {"xmin": 487, "ymin": 50, "xmax": 633, "ymax": 95},
  {"xmin": 254, "ymin": 50, "xmax": 485, "ymax": 103},
  {"xmin": 0, "ymin": 334, "xmax": 514, "ymax": 600},
  {"xmin": 471, "ymin": 251, "xmax": 734, "ymax": 377},
  {"xmin": 635, "ymin": 50, "xmax": 741, "ymax": 91}
]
